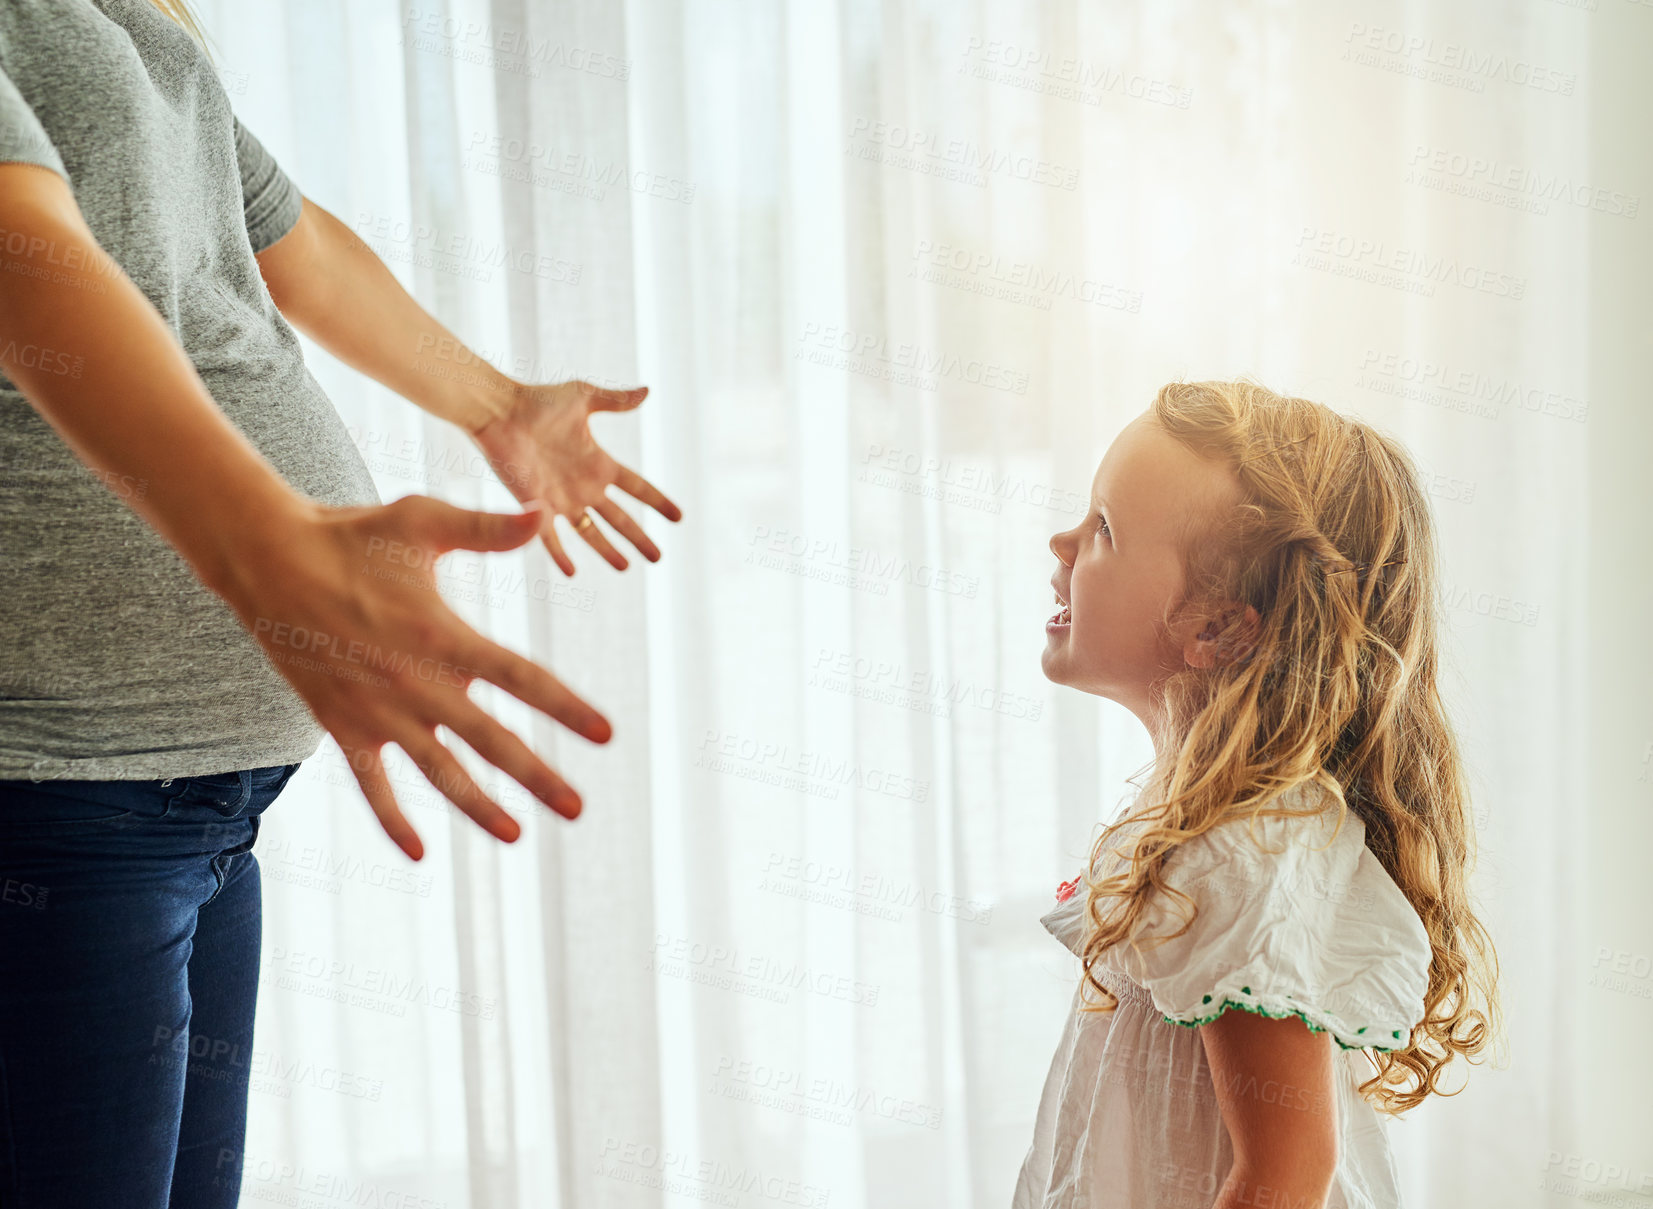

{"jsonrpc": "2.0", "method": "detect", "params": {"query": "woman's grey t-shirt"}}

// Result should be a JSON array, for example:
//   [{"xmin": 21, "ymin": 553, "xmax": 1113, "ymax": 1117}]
[{"xmin": 0, "ymin": 0, "xmax": 381, "ymax": 780}]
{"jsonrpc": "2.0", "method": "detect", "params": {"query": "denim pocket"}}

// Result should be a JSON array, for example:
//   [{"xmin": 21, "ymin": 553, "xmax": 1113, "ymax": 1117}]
[
  {"xmin": 166, "ymin": 769, "xmax": 254, "ymax": 816},
  {"xmin": 164, "ymin": 763, "xmax": 300, "ymax": 817}
]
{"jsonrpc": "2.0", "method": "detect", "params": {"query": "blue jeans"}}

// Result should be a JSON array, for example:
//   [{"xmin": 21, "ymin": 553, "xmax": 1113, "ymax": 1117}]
[{"xmin": 0, "ymin": 763, "xmax": 300, "ymax": 1208}]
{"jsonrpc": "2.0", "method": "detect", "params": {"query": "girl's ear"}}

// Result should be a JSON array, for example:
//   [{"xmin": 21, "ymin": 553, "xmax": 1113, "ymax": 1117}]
[{"xmin": 1183, "ymin": 602, "xmax": 1262, "ymax": 669}]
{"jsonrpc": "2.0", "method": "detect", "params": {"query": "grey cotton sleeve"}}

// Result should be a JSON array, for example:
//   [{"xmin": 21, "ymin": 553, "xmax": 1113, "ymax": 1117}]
[
  {"xmin": 232, "ymin": 116, "xmax": 303, "ymax": 252},
  {"xmin": 0, "ymin": 64, "xmax": 67, "ymax": 179}
]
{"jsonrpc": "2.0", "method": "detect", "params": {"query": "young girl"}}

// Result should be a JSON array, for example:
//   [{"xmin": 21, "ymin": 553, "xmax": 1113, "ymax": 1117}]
[{"xmin": 1013, "ymin": 380, "xmax": 1500, "ymax": 1209}]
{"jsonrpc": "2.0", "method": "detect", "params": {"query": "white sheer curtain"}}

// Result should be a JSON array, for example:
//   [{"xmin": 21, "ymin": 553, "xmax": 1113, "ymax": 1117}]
[{"xmin": 190, "ymin": 1, "xmax": 1651, "ymax": 1205}]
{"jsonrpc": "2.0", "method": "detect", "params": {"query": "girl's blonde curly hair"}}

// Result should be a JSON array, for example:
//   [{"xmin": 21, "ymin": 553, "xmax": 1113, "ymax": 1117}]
[{"xmin": 1074, "ymin": 378, "xmax": 1501, "ymax": 1116}]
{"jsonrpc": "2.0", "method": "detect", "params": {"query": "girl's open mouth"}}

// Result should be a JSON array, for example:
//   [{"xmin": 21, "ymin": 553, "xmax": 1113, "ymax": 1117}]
[{"xmin": 1047, "ymin": 594, "xmax": 1072, "ymax": 629}]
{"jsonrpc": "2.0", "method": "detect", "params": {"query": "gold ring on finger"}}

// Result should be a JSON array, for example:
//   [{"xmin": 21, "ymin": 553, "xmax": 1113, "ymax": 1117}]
[{"xmin": 574, "ymin": 512, "xmax": 595, "ymax": 531}]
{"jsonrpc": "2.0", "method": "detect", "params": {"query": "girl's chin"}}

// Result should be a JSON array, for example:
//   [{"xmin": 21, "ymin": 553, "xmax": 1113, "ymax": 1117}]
[{"xmin": 1038, "ymin": 641, "xmax": 1069, "ymax": 682}]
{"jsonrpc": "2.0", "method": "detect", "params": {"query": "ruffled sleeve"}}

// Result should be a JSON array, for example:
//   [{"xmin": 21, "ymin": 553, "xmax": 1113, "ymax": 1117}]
[{"xmin": 1114, "ymin": 796, "xmax": 1434, "ymax": 1052}]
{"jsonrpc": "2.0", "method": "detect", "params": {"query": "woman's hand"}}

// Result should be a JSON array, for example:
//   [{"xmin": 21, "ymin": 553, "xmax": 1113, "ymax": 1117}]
[
  {"xmin": 252, "ymin": 201, "xmax": 681, "ymax": 572},
  {"xmin": 210, "ymin": 493, "xmax": 612, "ymax": 862},
  {"xmin": 467, "ymin": 379, "xmax": 683, "ymax": 576}
]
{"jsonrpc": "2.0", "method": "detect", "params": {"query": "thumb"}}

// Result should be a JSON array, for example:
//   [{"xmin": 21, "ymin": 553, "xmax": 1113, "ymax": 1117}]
[
  {"xmin": 413, "ymin": 497, "xmax": 546, "ymax": 554},
  {"xmin": 586, "ymin": 382, "xmax": 649, "ymax": 413}
]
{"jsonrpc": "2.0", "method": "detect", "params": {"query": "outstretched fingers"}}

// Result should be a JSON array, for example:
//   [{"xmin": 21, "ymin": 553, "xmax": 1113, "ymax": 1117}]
[
  {"xmin": 445, "ymin": 695, "xmax": 584, "ymax": 820},
  {"xmin": 568, "ymin": 509, "xmax": 628, "ymax": 571},
  {"xmin": 468, "ymin": 635, "xmax": 613, "ymax": 745},
  {"xmin": 400, "ymin": 728, "xmax": 522, "ymax": 843},
  {"xmin": 345, "ymin": 741, "xmax": 425, "ymax": 862},
  {"xmin": 593, "ymin": 495, "xmax": 661, "ymax": 563},
  {"xmin": 410, "ymin": 495, "xmax": 546, "ymax": 556},
  {"xmin": 584, "ymin": 382, "xmax": 649, "ymax": 412},
  {"xmin": 614, "ymin": 465, "xmax": 683, "ymax": 523},
  {"xmin": 538, "ymin": 513, "xmax": 575, "ymax": 577}
]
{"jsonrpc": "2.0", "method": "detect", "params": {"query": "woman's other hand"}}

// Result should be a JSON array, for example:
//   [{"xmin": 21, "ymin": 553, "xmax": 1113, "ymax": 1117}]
[
  {"xmin": 253, "ymin": 200, "xmax": 684, "ymax": 572},
  {"xmin": 468, "ymin": 379, "xmax": 683, "ymax": 576}
]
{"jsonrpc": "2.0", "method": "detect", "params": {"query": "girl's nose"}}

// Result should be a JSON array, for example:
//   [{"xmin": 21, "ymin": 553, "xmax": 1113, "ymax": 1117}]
[{"xmin": 1050, "ymin": 530, "xmax": 1073, "ymax": 565}]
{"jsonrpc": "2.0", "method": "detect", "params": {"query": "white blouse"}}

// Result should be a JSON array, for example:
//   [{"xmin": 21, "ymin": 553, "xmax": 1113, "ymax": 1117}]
[{"xmin": 1013, "ymin": 784, "xmax": 1434, "ymax": 1208}]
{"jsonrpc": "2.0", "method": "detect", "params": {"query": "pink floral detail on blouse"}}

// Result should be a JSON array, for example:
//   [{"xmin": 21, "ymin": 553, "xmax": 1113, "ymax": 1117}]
[{"xmin": 1055, "ymin": 875, "xmax": 1082, "ymax": 903}]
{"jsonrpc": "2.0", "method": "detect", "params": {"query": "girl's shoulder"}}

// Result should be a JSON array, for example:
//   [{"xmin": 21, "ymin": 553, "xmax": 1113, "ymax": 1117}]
[
  {"xmin": 1071, "ymin": 780, "xmax": 1373, "ymax": 904},
  {"xmin": 1159, "ymin": 782, "xmax": 1373, "ymax": 902},
  {"xmin": 1043, "ymin": 780, "xmax": 1435, "ymax": 1052}
]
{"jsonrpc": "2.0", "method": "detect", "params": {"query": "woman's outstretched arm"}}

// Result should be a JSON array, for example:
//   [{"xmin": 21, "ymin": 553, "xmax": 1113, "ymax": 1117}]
[
  {"xmin": 251, "ymin": 196, "xmax": 515, "ymax": 435},
  {"xmin": 254, "ymin": 195, "xmax": 682, "ymax": 576},
  {"xmin": 0, "ymin": 161, "xmax": 611, "ymax": 859}
]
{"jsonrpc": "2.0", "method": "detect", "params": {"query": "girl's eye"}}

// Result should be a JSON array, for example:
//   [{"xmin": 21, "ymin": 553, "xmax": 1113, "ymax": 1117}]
[{"xmin": 1094, "ymin": 512, "xmax": 1111, "ymax": 540}]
